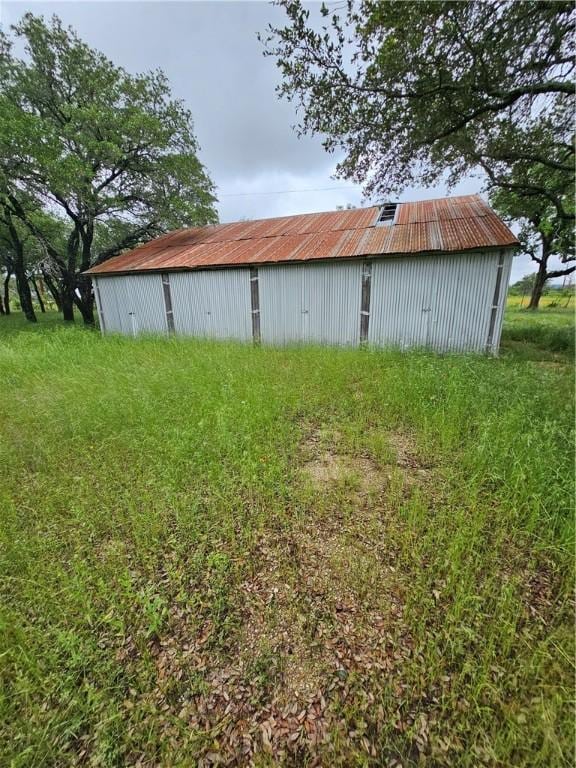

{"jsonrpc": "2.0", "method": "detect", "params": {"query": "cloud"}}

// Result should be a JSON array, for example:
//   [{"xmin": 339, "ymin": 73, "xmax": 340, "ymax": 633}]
[{"xmin": 3, "ymin": 1, "xmax": 478, "ymax": 215}]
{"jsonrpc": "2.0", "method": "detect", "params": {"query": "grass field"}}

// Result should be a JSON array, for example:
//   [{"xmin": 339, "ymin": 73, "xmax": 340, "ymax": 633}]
[
  {"xmin": 0, "ymin": 302, "xmax": 573, "ymax": 767},
  {"xmin": 502, "ymin": 298, "xmax": 574, "ymax": 361}
]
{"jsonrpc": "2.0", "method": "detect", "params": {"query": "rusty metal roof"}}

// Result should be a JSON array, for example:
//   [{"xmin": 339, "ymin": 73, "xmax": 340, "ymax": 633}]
[{"xmin": 86, "ymin": 194, "xmax": 518, "ymax": 275}]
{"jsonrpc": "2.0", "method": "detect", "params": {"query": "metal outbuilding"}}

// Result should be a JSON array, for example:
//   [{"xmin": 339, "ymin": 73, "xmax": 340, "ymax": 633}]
[{"xmin": 86, "ymin": 194, "xmax": 518, "ymax": 353}]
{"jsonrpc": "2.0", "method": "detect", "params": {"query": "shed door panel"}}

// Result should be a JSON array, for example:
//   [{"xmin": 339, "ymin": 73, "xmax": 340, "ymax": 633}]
[
  {"xmin": 122, "ymin": 275, "xmax": 167, "ymax": 335},
  {"xmin": 259, "ymin": 262, "xmax": 362, "ymax": 346},
  {"xmin": 95, "ymin": 277, "xmax": 121, "ymax": 333},
  {"xmin": 96, "ymin": 277, "xmax": 132, "ymax": 335},
  {"xmin": 258, "ymin": 265, "xmax": 307, "ymax": 344},
  {"xmin": 369, "ymin": 257, "xmax": 437, "ymax": 349},
  {"xmin": 427, "ymin": 253, "xmax": 498, "ymax": 352},
  {"xmin": 305, "ymin": 262, "xmax": 362, "ymax": 346},
  {"xmin": 102, "ymin": 277, "xmax": 166, "ymax": 336},
  {"xmin": 169, "ymin": 270, "xmax": 252, "ymax": 341},
  {"xmin": 170, "ymin": 272, "xmax": 211, "ymax": 337},
  {"xmin": 114, "ymin": 279, "xmax": 135, "ymax": 335},
  {"xmin": 369, "ymin": 253, "xmax": 499, "ymax": 351}
]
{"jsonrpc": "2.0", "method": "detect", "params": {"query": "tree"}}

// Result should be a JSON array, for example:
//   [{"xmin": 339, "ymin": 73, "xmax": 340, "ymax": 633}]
[
  {"xmin": 0, "ymin": 14, "xmax": 217, "ymax": 324},
  {"xmin": 490, "ymin": 162, "xmax": 574, "ymax": 308},
  {"xmin": 0, "ymin": 196, "xmax": 70, "ymax": 321},
  {"xmin": 509, "ymin": 274, "xmax": 537, "ymax": 296},
  {"xmin": 0, "ymin": 252, "xmax": 11, "ymax": 315},
  {"xmin": 0, "ymin": 210, "xmax": 37, "ymax": 322},
  {"xmin": 262, "ymin": 2, "xmax": 574, "ymax": 251}
]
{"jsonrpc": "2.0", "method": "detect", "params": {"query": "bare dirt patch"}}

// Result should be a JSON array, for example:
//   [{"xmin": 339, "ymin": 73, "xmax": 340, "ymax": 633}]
[
  {"xmin": 302, "ymin": 450, "xmax": 383, "ymax": 490},
  {"xmin": 300, "ymin": 426, "xmax": 379, "ymax": 492},
  {"xmin": 301, "ymin": 425, "xmax": 431, "ymax": 493},
  {"xmin": 385, "ymin": 430, "xmax": 433, "ymax": 482}
]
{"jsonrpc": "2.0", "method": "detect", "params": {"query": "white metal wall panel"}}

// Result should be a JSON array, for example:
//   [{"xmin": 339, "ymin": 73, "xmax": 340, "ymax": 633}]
[
  {"xmin": 112, "ymin": 279, "xmax": 133, "ymax": 336},
  {"xmin": 258, "ymin": 261, "xmax": 362, "ymax": 346},
  {"xmin": 95, "ymin": 275, "xmax": 166, "ymax": 335},
  {"xmin": 306, "ymin": 261, "xmax": 363, "ymax": 345},
  {"xmin": 427, "ymin": 253, "xmax": 499, "ymax": 352},
  {"xmin": 95, "ymin": 276, "xmax": 125, "ymax": 334},
  {"xmin": 169, "ymin": 269, "xmax": 252, "ymax": 341},
  {"xmin": 368, "ymin": 257, "xmax": 437, "ymax": 349},
  {"xmin": 258, "ymin": 264, "xmax": 306, "ymax": 344},
  {"xmin": 369, "ymin": 252, "xmax": 501, "ymax": 352},
  {"xmin": 127, "ymin": 274, "xmax": 167, "ymax": 334}
]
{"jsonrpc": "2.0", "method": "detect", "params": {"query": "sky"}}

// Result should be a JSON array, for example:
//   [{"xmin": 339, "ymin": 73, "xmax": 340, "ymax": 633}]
[{"xmin": 0, "ymin": 0, "xmax": 562, "ymax": 284}]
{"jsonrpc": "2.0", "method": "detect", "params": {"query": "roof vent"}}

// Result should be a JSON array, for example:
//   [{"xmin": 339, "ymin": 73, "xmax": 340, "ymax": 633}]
[{"xmin": 377, "ymin": 202, "xmax": 398, "ymax": 226}]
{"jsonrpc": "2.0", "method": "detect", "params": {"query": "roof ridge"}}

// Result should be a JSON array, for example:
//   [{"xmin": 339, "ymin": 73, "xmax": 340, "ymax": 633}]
[{"xmin": 188, "ymin": 194, "xmax": 483, "ymax": 230}]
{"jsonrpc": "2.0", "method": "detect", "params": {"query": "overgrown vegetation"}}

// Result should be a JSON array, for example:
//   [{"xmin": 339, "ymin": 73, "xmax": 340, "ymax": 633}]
[{"xmin": 0, "ymin": 307, "xmax": 573, "ymax": 767}]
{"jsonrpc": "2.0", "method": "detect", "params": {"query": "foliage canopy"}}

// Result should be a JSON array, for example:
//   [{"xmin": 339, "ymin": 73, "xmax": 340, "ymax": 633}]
[
  {"xmin": 263, "ymin": 1, "xmax": 574, "ymax": 209},
  {"xmin": 262, "ymin": 0, "xmax": 575, "ymax": 307}
]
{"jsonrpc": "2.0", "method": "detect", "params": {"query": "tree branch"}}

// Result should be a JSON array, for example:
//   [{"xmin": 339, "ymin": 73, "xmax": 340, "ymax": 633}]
[
  {"xmin": 546, "ymin": 265, "xmax": 576, "ymax": 279},
  {"xmin": 92, "ymin": 221, "xmax": 161, "ymax": 266}
]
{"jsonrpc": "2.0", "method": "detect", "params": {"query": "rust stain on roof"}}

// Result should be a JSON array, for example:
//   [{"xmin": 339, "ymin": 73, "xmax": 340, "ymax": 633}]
[{"xmin": 86, "ymin": 194, "xmax": 518, "ymax": 275}]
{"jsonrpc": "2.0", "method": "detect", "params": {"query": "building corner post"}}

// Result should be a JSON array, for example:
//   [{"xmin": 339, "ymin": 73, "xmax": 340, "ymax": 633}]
[
  {"xmin": 360, "ymin": 261, "xmax": 372, "ymax": 346},
  {"xmin": 250, "ymin": 267, "xmax": 261, "ymax": 344},
  {"xmin": 162, "ymin": 273, "xmax": 175, "ymax": 335},
  {"xmin": 93, "ymin": 277, "xmax": 106, "ymax": 336},
  {"xmin": 486, "ymin": 250, "xmax": 506, "ymax": 356}
]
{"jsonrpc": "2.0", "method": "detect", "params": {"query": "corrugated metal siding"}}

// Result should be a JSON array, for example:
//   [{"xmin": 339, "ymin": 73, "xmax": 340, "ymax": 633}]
[
  {"xmin": 93, "ymin": 250, "xmax": 511, "ymax": 353},
  {"xmin": 369, "ymin": 257, "xmax": 436, "ymax": 349},
  {"xmin": 168, "ymin": 269, "xmax": 252, "ymax": 341},
  {"xmin": 258, "ymin": 264, "xmax": 306, "ymax": 344},
  {"xmin": 94, "ymin": 276, "xmax": 119, "ymax": 333},
  {"xmin": 369, "ymin": 252, "xmax": 502, "ymax": 352},
  {"xmin": 96, "ymin": 274, "xmax": 167, "ymax": 335},
  {"xmin": 258, "ymin": 261, "xmax": 362, "ymax": 345}
]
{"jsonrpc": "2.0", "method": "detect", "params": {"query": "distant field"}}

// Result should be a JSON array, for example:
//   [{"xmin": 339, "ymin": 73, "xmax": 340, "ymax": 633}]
[
  {"xmin": 501, "ymin": 297, "xmax": 574, "ymax": 361},
  {"xmin": 0, "ymin": 306, "xmax": 573, "ymax": 767},
  {"xmin": 507, "ymin": 293, "xmax": 573, "ymax": 309}
]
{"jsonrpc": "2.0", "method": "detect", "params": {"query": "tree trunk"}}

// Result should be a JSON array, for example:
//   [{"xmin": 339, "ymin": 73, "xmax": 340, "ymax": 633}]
[
  {"xmin": 13, "ymin": 252, "xmax": 36, "ymax": 323},
  {"xmin": 76, "ymin": 297, "xmax": 95, "ymax": 326},
  {"xmin": 42, "ymin": 269, "xmax": 62, "ymax": 311},
  {"xmin": 3, "ymin": 212, "xmax": 36, "ymax": 321},
  {"xmin": 77, "ymin": 224, "xmax": 95, "ymax": 327},
  {"xmin": 30, "ymin": 275, "xmax": 46, "ymax": 313},
  {"xmin": 0, "ymin": 291, "xmax": 4, "ymax": 315},
  {"xmin": 61, "ymin": 284, "xmax": 75, "ymax": 322},
  {"xmin": 3, "ymin": 272, "xmax": 10, "ymax": 315},
  {"xmin": 14, "ymin": 258, "xmax": 36, "ymax": 323},
  {"xmin": 528, "ymin": 258, "xmax": 548, "ymax": 310},
  {"xmin": 60, "ymin": 272, "xmax": 76, "ymax": 321},
  {"xmin": 75, "ymin": 272, "xmax": 95, "ymax": 326}
]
